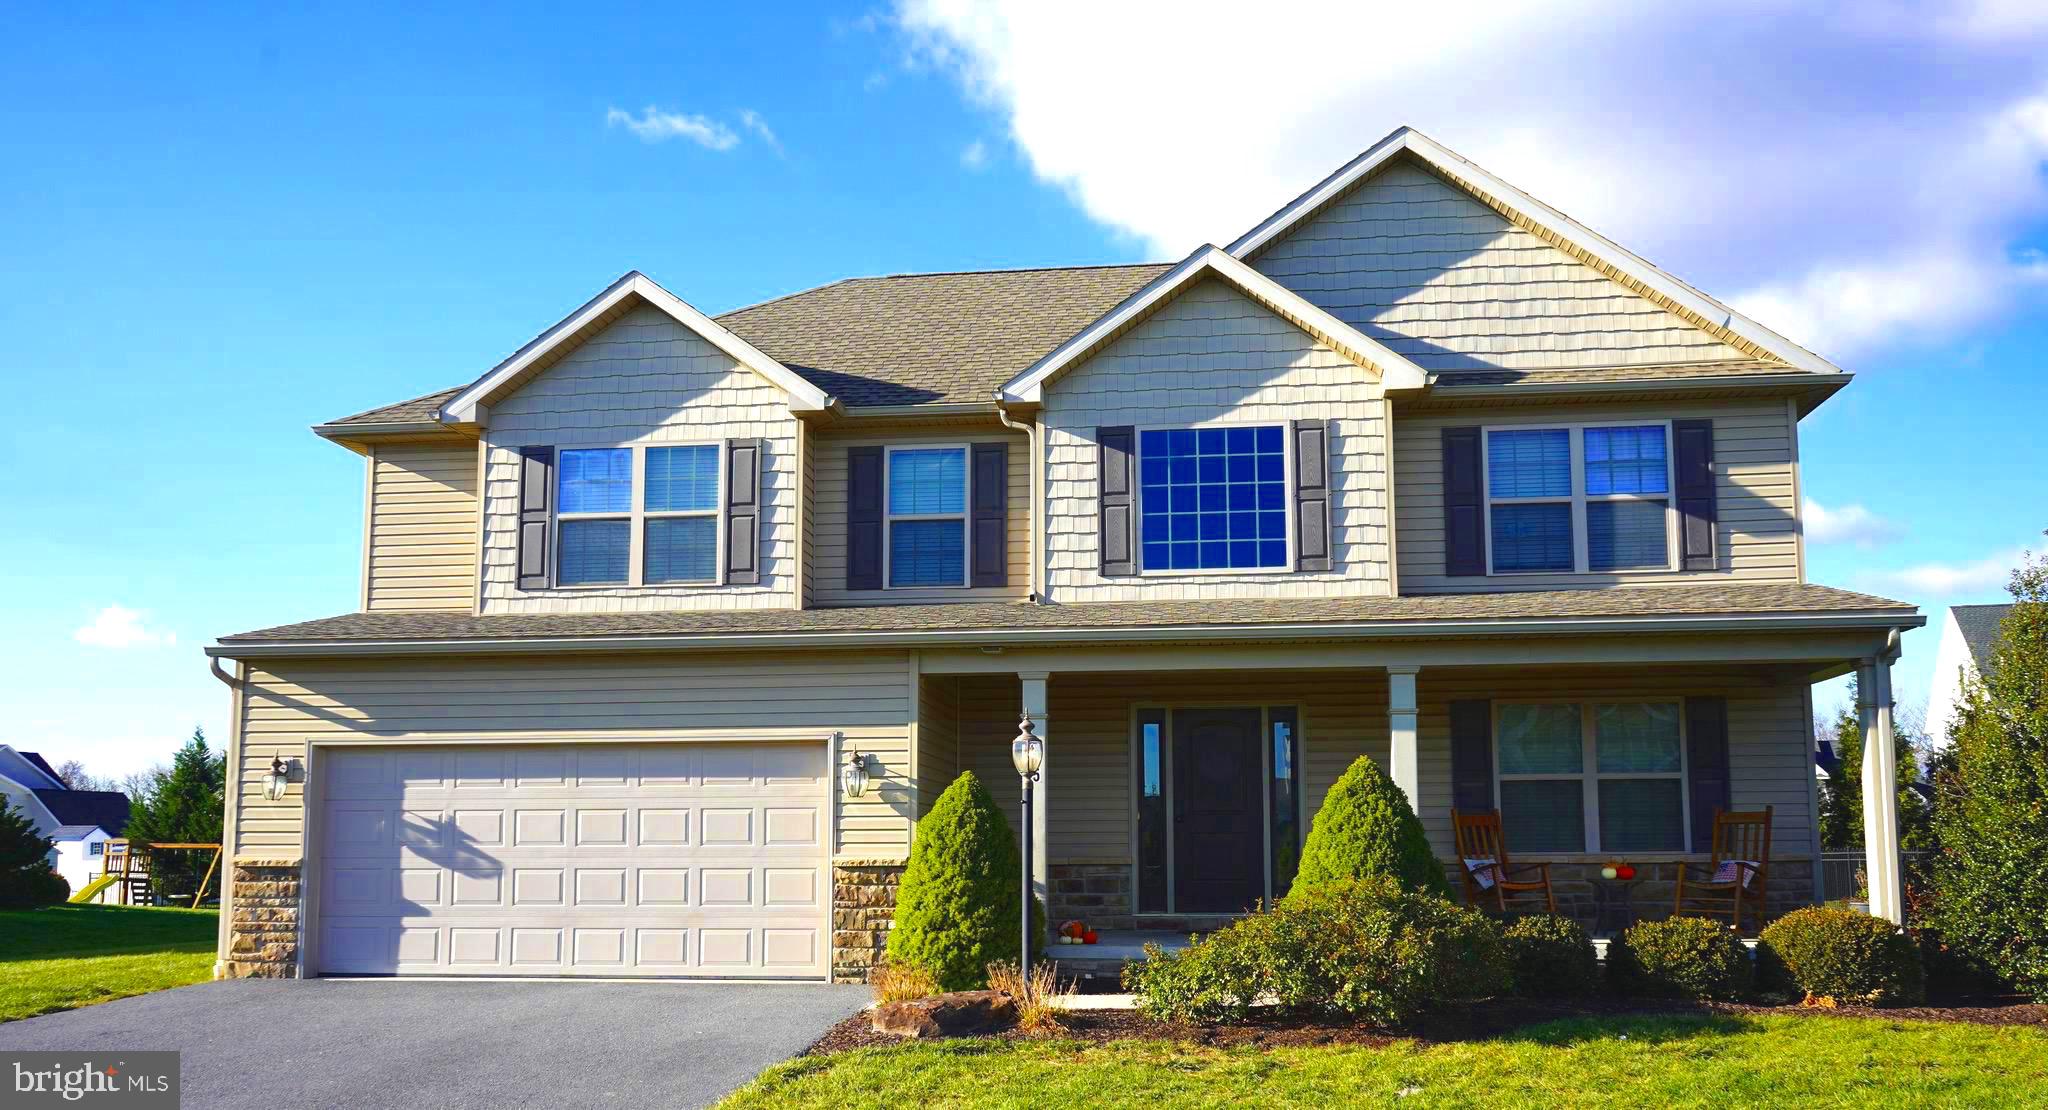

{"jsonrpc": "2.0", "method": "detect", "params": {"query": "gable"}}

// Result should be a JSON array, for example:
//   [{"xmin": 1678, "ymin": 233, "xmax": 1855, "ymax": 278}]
[
  {"xmin": 1054, "ymin": 277, "xmax": 1360, "ymax": 399},
  {"xmin": 486, "ymin": 303, "xmax": 791, "ymax": 426},
  {"xmin": 1249, "ymin": 156, "xmax": 1745, "ymax": 372}
]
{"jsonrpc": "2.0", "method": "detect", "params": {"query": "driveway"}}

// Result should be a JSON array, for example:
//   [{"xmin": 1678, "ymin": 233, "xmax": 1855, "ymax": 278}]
[{"xmin": 0, "ymin": 978, "xmax": 866, "ymax": 1109}]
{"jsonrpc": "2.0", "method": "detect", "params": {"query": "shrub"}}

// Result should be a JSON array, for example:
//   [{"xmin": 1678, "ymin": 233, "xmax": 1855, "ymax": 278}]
[
  {"xmin": 868, "ymin": 961, "xmax": 940, "ymax": 1004},
  {"xmin": 1126, "ymin": 878, "xmax": 1508, "ymax": 1027},
  {"xmin": 1757, "ymin": 906, "xmax": 1925, "ymax": 1006},
  {"xmin": 886, "ymin": 772, "xmax": 1041, "ymax": 991},
  {"xmin": 1608, "ymin": 916, "xmax": 1752, "ymax": 1000},
  {"xmin": 1931, "ymin": 555, "xmax": 2048, "ymax": 1001},
  {"xmin": 0, "ymin": 801, "xmax": 61, "ymax": 909},
  {"xmin": 1503, "ymin": 914, "xmax": 1598, "ymax": 997},
  {"xmin": 1292, "ymin": 756, "xmax": 1450, "ymax": 898}
]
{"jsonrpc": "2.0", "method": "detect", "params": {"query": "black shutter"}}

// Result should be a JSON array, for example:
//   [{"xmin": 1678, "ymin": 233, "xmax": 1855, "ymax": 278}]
[
  {"xmin": 1449, "ymin": 699, "xmax": 1494, "ymax": 813},
  {"xmin": 1098, "ymin": 426, "xmax": 1136, "ymax": 576},
  {"xmin": 1674, "ymin": 418, "xmax": 1717, "ymax": 571},
  {"xmin": 723, "ymin": 439, "xmax": 763, "ymax": 586},
  {"xmin": 1684, "ymin": 696, "xmax": 1731, "ymax": 852},
  {"xmin": 1443, "ymin": 427, "xmax": 1484, "ymax": 576},
  {"xmin": 970, "ymin": 442, "xmax": 1009, "ymax": 588},
  {"xmin": 1293, "ymin": 419, "xmax": 1333, "ymax": 572},
  {"xmin": 516, "ymin": 446, "xmax": 554, "ymax": 589},
  {"xmin": 846, "ymin": 445, "xmax": 883, "ymax": 590}
]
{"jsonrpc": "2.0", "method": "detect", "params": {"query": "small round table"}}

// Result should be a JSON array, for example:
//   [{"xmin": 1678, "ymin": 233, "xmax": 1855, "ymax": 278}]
[{"xmin": 1591, "ymin": 875, "xmax": 1641, "ymax": 937}]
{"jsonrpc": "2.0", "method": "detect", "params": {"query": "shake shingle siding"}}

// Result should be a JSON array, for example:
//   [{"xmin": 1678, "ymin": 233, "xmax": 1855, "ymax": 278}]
[
  {"xmin": 479, "ymin": 304, "xmax": 800, "ymax": 614},
  {"xmin": 1040, "ymin": 279, "xmax": 1393, "ymax": 602},
  {"xmin": 1250, "ymin": 159, "xmax": 1744, "ymax": 371}
]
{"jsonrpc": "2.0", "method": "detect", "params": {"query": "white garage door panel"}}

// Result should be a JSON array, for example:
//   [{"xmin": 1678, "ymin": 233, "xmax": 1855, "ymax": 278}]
[{"xmin": 315, "ymin": 743, "xmax": 827, "ymax": 978}]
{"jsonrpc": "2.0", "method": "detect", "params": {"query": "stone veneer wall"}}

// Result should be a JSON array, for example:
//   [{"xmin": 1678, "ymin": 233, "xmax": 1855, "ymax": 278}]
[
  {"xmin": 833, "ymin": 860, "xmax": 903, "ymax": 984},
  {"xmin": 1051, "ymin": 864, "xmax": 1134, "ymax": 930},
  {"xmin": 222, "ymin": 860, "xmax": 302, "ymax": 979}
]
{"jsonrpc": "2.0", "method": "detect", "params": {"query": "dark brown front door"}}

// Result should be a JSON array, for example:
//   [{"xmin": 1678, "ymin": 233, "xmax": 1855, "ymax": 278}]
[{"xmin": 1173, "ymin": 707, "xmax": 1265, "ymax": 913}]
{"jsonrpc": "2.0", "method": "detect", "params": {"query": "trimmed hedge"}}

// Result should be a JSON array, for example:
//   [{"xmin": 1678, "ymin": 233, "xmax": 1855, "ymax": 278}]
[
  {"xmin": 1608, "ymin": 916, "xmax": 1752, "ymax": 1000},
  {"xmin": 1503, "ymin": 914, "xmax": 1598, "ymax": 997},
  {"xmin": 1125, "ymin": 878, "xmax": 1508, "ymax": 1027},
  {"xmin": 1292, "ymin": 756, "xmax": 1450, "ymax": 898},
  {"xmin": 1758, "ymin": 906, "xmax": 1925, "ymax": 1006},
  {"xmin": 886, "ymin": 772, "xmax": 1041, "ymax": 991}
]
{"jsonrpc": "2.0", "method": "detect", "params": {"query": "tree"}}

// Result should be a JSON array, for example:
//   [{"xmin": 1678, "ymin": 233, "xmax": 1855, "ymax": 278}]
[
  {"xmin": 0, "ymin": 798, "xmax": 65, "ymax": 907},
  {"xmin": 1817, "ymin": 681, "xmax": 1932, "ymax": 856},
  {"xmin": 123, "ymin": 728, "xmax": 225, "ymax": 901},
  {"xmin": 1931, "ymin": 540, "xmax": 2048, "ymax": 1000},
  {"xmin": 1290, "ymin": 755, "xmax": 1451, "ymax": 899},
  {"xmin": 52, "ymin": 759, "xmax": 119, "ymax": 794},
  {"xmin": 885, "ymin": 771, "xmax": 1039, "ymax": 992}
]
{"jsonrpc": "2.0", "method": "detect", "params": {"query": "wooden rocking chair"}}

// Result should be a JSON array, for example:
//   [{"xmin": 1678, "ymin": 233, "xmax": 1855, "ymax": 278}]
[
  {"xmin": 1451, "ymin": 809, "xmax": 1557, "ymax": 914},
  {"xmin": 1674, "ymin": 807, "xmax": 1773, "ymax": 934}
]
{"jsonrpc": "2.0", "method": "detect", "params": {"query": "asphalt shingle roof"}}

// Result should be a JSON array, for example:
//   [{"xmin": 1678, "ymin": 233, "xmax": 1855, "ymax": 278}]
[
  {"xmin": 219, "ymin": 583, "xmax": 1912, "ymax": 647},
  {"xmin": 32, "ymin": 789, "xmax": 130, "ymax": 837},
  {"xmin": 1952, "ymin": 603, "xmax": 2014, "ymax": 670}
]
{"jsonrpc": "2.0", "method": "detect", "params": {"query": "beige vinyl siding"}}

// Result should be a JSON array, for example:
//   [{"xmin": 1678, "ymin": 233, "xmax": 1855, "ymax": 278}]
[
  {"xmin": 809, "ymin": 428, "xmax": 1030, "ymax": 606},
  {"xmin": 1040, "ymin": 279, "xmax": 1393, "ymax": 602},
  {"xmin": 363, "ymin": 442, "xmax": 479, "ymax": 612},
  {"xmin": 915, "ymin": 674, "xmax": 961, "ymax": 818},
  {"xmin": 1413, "ymin": 666, "xmax": 1814, "ymax": 860},
  {"xmin": 477, "ymin": 303, "xmax": 801, "ymax": 613},
  {"xmin": 955, "ymin": 670, "xmax": 1388, "ymax": 865},
  {"xmin": 1249, "ymin": 157, "xmax": 1744, "ymax": 371},
  {"xmin": 231, "ymin": 650, "xmax": 913, "ymax": 860},
  {"xmin": 1393, "ymin": 399, "xmax": 1799, "ymax": 592}
]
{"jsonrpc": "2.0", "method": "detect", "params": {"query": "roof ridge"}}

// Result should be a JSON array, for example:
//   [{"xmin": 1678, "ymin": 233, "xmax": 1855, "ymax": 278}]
[{"xmin": 808, "ymin": 260, "xmax": 1172, "ymax": 286}]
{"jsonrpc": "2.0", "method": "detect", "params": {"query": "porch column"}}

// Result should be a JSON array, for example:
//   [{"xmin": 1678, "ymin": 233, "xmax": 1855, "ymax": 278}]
[
  {"xmin": 1019, "ymin": 671, "xmax": 1050, "ymax": 930},
  {"xmin": 1387, "ymin": 666, "xmax": 1421, "ymax": 807},
  {"xmin": 1857, "ymin": 640, "xmax": 1905, "ymax": 924}
]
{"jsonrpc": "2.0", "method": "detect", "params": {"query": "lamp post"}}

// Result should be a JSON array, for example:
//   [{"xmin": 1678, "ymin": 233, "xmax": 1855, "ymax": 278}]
[{"xmin": 1010, "ymin": 711, "xmax": 1044, "ymax": 982}]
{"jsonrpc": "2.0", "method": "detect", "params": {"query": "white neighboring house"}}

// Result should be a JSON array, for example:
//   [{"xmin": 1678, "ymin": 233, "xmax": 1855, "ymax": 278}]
[
  {"xmin": 1925, "ymin": 604, "xmax": 2014, "ymax": 748},
  {"xmin": 0, "ymin": 745, "xmax": 132, "ymax": 897}
]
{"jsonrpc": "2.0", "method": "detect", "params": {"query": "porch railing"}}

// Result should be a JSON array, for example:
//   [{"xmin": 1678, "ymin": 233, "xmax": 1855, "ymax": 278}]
[{"xmin": 1819, "ymin": 849, "xmax": 1928, "ymax": 906}]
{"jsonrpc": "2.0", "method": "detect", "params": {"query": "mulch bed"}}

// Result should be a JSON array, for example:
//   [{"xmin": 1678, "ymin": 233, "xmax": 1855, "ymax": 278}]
[{"xmin": 806, "ymin": 997, "xmax": 2048, "ymax": 1056}]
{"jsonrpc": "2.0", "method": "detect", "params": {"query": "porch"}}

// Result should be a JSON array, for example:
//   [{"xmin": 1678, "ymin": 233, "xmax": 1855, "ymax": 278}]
[{"xmin": 910, "ymin": 627, "xmax": 1910, "ymax": 939}]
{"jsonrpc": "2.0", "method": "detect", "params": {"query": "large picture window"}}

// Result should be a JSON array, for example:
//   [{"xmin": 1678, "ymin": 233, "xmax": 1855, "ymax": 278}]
[
  {"xmin": 886, "ymin": 447, "xmax": 967, "ymax": 588},
  {"xmin": 555, "ymin": 443, "xmax": 722, "ymax": 587},
  {"xmin": 1484, "ymin": 423, "xmax": 1673, "ymax": 575},
  {"xmin": 1495, "ymin": 701, "xmax": 1688, "ymax": 853},
  {"xmin": 1137, "ymin": 425, "xmax": 1288, "ymax": 572}
]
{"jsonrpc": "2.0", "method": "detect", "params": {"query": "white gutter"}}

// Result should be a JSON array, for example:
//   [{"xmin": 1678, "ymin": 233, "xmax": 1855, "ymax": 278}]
[
  {"xmin": 1415, "ymin": 373, "xmax": 1850, "ymax": 404},
  {"xmin": 208, "ymin": 609, "xmax": 1921, "ymax": 659}
]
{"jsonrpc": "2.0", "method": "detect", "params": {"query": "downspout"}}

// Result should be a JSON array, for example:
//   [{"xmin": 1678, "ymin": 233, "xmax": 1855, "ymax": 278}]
[
  {"xmin": 208, "ymin": 656, "xmax": 246, "ymax": 976},
  {"xmin": 993, "ymin": 395, "xmax": 1043, "ymax": 603}
]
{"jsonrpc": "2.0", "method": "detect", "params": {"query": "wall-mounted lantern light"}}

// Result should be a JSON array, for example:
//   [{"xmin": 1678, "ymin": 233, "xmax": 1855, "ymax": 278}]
[
  {"xmin": 840, "ymin": 739, "xmax": 871, "ymax": 800},
  {"xmin": 262, "ymin": 755, "xmax": 293, "ymax": 801}
]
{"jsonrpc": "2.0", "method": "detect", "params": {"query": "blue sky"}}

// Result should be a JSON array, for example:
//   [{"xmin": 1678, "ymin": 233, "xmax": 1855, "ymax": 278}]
[{"xmin": 5, "ymin": 3, "xmax": 2045, "ymax": 776}]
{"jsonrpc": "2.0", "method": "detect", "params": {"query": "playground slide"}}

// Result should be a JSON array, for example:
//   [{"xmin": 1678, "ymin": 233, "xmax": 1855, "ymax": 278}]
[{"xmin": 69, "ymin": 874, "xmax": 119, "ymax": 904}]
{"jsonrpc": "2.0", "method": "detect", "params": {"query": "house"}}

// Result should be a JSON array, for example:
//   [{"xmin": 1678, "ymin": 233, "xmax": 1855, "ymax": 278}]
[
  {"xmin": 206, "ymin": 126, "xmax": 1921, "ymax": 983},
  {"xmin": 0, "ymin": 745, "xmax": 131, "ymax": 895},
  {"xmin": 1925, "ymin": 603, "xmax": 2012, "ymax": 745}
]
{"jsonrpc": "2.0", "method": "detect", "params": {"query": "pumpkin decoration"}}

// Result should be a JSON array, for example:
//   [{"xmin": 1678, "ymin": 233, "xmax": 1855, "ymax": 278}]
[
  {"xmin": 1615, "ymin": 863, "xmax": 1637, "ymax": 881},
  {"xmin": 1600, "ymin": 862, "xmax": 1620, "ymax": 880},
  {"xmin": 1083, "ymin": 930, "xmax": 1099, "ymax": 945}
]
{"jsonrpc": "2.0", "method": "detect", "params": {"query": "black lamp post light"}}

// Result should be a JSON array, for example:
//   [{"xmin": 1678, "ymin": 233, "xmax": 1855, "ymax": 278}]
[{"xmin": 1010, "ymin": 711, "xmax": 1044, "ymax": 982}]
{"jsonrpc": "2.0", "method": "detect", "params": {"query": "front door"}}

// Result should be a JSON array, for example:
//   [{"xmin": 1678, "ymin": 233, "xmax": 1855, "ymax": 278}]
[{"xmin": 1172, "ymin": 707, "xmax": 1265, "ymax": 913}]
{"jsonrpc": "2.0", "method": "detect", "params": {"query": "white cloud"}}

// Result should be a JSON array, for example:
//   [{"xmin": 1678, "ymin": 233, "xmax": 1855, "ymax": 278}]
[
  {"xmin": 605, "ymin": 106, "xmax": 740, "ymax": 150},
  {"xmin": 1804, "ymin": 500, "xmax": 1905, "ymax": 549},
  {"xmin": 960, "ymin": 139, "xmax": 989, "ymax": 169},
  {"xmin": 72, "ymin": 605, "xmax": 177, "ymax": 650},
  {"xmin": 1870, "ymin": 549, "xmax": 2025, "ymax": 596},
  {"xmin": 738, "ymin": 109, "xmax": 783, "ymax": 155},
  {"xmin": 893, "ymin": 1, "xmax": 2048, "ymax": 361}
]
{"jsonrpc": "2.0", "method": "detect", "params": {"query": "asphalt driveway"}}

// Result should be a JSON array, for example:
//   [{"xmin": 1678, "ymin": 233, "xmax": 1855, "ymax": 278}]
[{"xmin": 0, "ymin": 978, "xmax": 866, "ymax": 1109}]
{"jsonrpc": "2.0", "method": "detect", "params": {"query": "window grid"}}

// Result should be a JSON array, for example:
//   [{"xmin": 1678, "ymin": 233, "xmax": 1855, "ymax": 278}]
[
  {"xmin": 1493, "ymin": 701, "xmax": 1691, "ymax": 854},
  {"xmin": 884, "ymin": 446, "xmax": 969, "ymax": 588},
  {"xmin": 553, "ymin": 443, "xmax": 723, "ymax": 588},
  {"xmin": 1136, "ymin": 424, "xmax": 1290, "ymax": 574},
  {"xmin": 1482, "ymin": 422, "xmax": 1678, "ymax": 576}
]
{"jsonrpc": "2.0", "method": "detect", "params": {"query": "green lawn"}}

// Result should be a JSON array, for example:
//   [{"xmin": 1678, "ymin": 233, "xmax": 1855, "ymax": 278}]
[
  {"xmin": 0, "ymin": 904, "xmax": 219, "ymax": 1022},
  {"xmin": 724, "ymin": 1013, "xmax": 2048, "ymax": 1109}
]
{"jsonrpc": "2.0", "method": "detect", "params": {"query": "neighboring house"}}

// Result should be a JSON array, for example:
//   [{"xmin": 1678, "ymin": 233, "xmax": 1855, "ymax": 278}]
[
  {"xmin": 1925, "ymin": 603, "xmax": 2013, "ymax": 746},
  {"xmin": 0, "ymin": 744, "xmax": 131, "ymax": 894},
  {"xmin": 206, "ymin": 126, "xmax": 1922, "ymax": 983}
]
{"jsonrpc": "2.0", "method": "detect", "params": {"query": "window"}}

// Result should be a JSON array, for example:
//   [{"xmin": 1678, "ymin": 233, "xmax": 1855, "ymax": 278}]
[
  {"xmin": 88, "ymin": 841, "xmax": 104, "ymax": 857},
  {"xmin": 1495, "ymin": 702, "xmax": 1688, "ymax": 854},
  {"xmin": 1137, "ymin": 425, "xmax": 1288, "ymax": 572},
  {"xmin": 556, "ymin": 444, "xmax": 722, "ymax": 586},
  {"xmin": 887, "ymin": 447, "xmax": 967, "ymax": 587},
  {"xmin": 1484, "ymin": 423, "xmax": 1673, "ymax": 574},
  {"xmin": 1269, "ymin": 707, "xmax": 1302, "ymax": 900},
  {"xmin": 1135, "ymin": 711, "xmax": 1167, "ymax": 914}
]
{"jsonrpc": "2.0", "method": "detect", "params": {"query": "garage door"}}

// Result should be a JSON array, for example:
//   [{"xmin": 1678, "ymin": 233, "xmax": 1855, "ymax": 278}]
[{"xmin": 313, "ymin": 742, "xmax": 828, "ymax": 978}]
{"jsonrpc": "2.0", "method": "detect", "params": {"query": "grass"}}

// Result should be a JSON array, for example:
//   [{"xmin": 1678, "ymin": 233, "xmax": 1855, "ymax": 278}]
[
  {"xmin": 0, "ymin": 903, "xmax": 219, "ymax": 1022},
  {"xmin": 722, "ymin": 1013, "xmax": 2048, "ymax": 1109}
]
